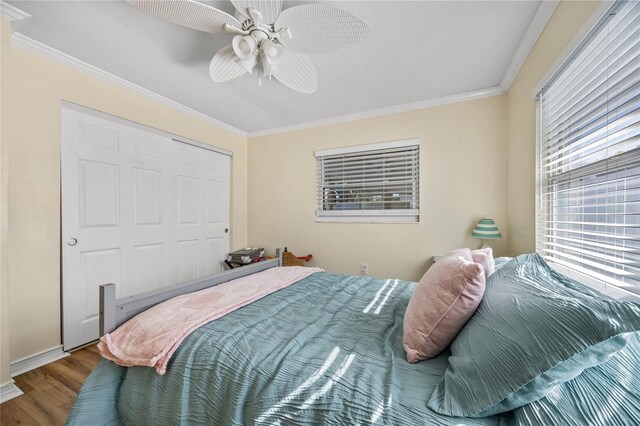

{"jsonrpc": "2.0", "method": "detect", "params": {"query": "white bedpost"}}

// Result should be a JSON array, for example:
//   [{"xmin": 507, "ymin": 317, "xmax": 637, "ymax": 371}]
[
  {"xmin": 100, "ymin": 283, "xmax": 116, "ymax": 336},
  {"xmin": 275, "ymin": 248, "xmax": 282, "ymax": 266}
]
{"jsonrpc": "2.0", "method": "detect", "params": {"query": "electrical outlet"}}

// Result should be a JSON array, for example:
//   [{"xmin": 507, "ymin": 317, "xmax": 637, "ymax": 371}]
[{"xmin": 361, "ymin": 263, "xmax": 368, "ymax": 275}]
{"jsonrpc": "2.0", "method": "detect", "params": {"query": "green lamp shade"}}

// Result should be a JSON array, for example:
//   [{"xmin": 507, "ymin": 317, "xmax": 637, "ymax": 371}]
[{"xmin": 472, "ymin": 218, "xmax": 502, "ymax": 239}]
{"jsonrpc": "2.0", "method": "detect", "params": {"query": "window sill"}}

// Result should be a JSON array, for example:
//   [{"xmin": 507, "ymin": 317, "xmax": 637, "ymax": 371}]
[
  {"xmin": 315, "ymin": 215, "xmax": 419, "ymax": 224},
  {"xmin": 316, "ymin": 209, "xmax": 419, "ymax": 223}
]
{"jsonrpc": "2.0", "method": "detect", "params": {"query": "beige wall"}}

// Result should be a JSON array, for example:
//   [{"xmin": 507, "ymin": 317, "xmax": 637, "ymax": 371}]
[
  {"xmin": 506, "ymin": 0, "xmax": 604, "ymax": 256},
  {"xmin": 248, "ymin": 96, "xmax": 507, "ymax": 281},
  {"xmin": 5, "ymin": 43, "xmax": 248, "ymax": 361},
  {"xmin": 1, "ymin": 18, "xmax": 12, "ymax": 385},
  {"xmin": 0, "ymin": 0, "xmax": 607, "ymax": 372}
]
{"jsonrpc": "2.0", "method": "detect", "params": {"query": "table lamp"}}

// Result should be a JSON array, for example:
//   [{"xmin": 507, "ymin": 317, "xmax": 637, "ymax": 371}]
[{"xmin": 472, "ymin": 218, "xmax": 502, "ymax": 248}]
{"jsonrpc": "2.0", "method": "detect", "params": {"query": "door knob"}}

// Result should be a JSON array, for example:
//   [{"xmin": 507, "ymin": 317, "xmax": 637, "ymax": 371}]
[
  {"xmin": 224, "ymin": 228, "xmax": 229, "ymax": 233},
  {"xmin": 67, "ymin": 238, "xmax": 78, "ymax": 246}
]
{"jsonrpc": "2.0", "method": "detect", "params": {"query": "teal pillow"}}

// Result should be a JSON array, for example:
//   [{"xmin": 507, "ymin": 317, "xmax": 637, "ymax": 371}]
[
  {"xmin": 512, "ymin": 333, "xmax": 640, "ymax": 426},
  {"xmin": 428, "ymin": 253, "xmax": 640, "ymax": 417}
]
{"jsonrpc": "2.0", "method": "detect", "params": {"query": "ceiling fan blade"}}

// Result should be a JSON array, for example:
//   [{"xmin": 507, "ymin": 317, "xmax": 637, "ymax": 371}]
[
  {"xmin": 126, "ymin": 0, "xmax": 241, "ymax": 34},
  {"xmin": 272, "ymin": 49, "xmax": 318, "ymax": 94},
  {"xmin": 275, "ymin": 5, "xmax": 370, "ymax": 54},
  {"xmin": 209, "ymin": 45, "xmax": 248, "ymax": 82},
  {"xmin": 231, "ymin": 0, "xmax": 283, "ymax": 25}
]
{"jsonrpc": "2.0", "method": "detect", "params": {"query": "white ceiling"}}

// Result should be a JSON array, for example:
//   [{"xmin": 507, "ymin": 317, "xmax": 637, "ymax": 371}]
[{"xmin": 7, "ymin": 1, "xmax": 545, "ymax": 135}]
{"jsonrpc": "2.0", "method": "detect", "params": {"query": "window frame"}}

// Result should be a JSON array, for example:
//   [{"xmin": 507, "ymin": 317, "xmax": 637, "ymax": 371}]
[
  {"xmin": 315, "ymin": 138, "xmax": 420, "ymax": 223},
  {"xmin": 535, "ymin": 0, "xmax": 640, "ymax": 299}
]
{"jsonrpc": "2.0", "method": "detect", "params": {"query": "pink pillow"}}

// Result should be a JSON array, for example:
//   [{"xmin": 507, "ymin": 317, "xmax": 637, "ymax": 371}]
[
  {"xmin": 403, "ymin": 248, "xmax": 486, "ymax": 363},
  {"xmin": 471, "ymin": 247, "xmax": 495, "ymax": 281}
]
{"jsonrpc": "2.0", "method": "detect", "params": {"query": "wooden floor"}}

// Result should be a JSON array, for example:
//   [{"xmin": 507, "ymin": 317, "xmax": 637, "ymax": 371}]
[{"xmin": 0, "ymin": 344, "xmax": 101, "ymax": 425}]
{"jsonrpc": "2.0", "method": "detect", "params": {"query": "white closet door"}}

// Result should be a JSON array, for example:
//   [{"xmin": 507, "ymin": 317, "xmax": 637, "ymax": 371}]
[
  {"xmin": 61, "ymin": 108, "xmax": 230, "ymax": 350},
  {"xmin": 173, "ymin": 141, "xmax": 230, "ymax": 281}
]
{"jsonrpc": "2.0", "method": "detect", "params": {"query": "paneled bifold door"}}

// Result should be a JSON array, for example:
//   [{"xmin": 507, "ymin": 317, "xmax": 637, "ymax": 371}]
[{"xmin": 61, "ymin": 107, "xmax": 230, "ymax": 350}]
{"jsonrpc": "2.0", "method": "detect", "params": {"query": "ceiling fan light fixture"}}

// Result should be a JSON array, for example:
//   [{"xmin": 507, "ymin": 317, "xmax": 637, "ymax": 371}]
[
  {"xmin": 261, "ymin": 40, "xmax": 284, "ymax": 63},
  {"xmin": 235, "ymin": 54, "xmax": 258, "ymax": 73},
  {"xmin": 259, "ymin": 40, "xmax": 284, "ymax": 77},
  {"xmin": 232, "ymin": 34, "xmax": 257, "ymax": 59},
  {"xmin": 239, "ymin": 40, "xmax": 251, "ymax": 53}
]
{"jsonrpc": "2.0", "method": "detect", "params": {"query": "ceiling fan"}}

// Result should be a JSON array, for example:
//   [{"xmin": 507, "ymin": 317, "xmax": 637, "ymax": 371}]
[{"xmin": 126, "ymin": 0, "xmax": 371, "ymax": 94}]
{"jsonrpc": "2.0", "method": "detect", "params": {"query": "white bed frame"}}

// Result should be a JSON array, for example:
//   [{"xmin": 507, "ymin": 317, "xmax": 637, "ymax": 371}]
[{"xmin": 99, "ymin": 249, "xmax": 282, "ymax": 335}]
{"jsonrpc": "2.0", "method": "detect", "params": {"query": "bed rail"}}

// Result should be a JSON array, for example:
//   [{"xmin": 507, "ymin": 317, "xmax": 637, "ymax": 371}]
[{"xmin": 99, "ymin": 248, "xmax": 282, "ymax": 335}]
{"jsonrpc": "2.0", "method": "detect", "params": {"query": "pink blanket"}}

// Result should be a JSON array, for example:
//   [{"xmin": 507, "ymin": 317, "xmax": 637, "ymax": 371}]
[{"xmin": 98, "ymin": 266, "xmax": 322, "ymax": 374}]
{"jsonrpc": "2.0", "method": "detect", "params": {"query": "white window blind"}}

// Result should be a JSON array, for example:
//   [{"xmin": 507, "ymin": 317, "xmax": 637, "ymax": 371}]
[
  {"xmin": 315, "ymin": 139, "xmax": 420, "ymax": 222},
  {"xmin": 536, "ymin": 0, "xmax": 640, "ymax": 295}
]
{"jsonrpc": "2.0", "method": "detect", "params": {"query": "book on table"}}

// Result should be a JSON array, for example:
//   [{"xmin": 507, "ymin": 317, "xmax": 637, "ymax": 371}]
[{"xmin": 228, "ymin": 248, "xmax": 264, "ymax": 265}]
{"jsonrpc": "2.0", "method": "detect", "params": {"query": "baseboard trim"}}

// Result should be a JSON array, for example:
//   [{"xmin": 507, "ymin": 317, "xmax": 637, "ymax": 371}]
[
  {"xmin": 10, "ymin": 345, "xmax": 69, "ymax": 378},
  {"xmin": 0, "ymin": 380, "xmax": 24, "ymax": 403}
]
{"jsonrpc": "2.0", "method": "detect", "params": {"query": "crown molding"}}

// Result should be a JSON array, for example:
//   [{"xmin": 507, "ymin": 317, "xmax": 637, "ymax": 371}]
[
  {"xmin": 0, "ymin": 1, "xmax": 30, "ymax": 22},
  {"xmin": 499, "ymin": 0, "xmax": 559, "ymax": 92},
  {"xmin": 11, "ymin": 33, "xmax": 247, "ymax": 137},
  {"xmin": 248, "ymin": 86, "xmax": 504, "ymax": 138},
  {"xmin": 10, "ymin": 19, "xmax": 534, "ymax": 140}
]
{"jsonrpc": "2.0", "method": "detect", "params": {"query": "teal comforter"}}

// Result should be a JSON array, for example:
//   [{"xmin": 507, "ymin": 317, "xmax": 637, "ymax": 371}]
[
  {"xmin": 67, "ymin": 267, "xmax": 640, "ymax": 425},
  {"xmin": 68, "ymin": 272, "xmax": 508, "ymax": 425}
]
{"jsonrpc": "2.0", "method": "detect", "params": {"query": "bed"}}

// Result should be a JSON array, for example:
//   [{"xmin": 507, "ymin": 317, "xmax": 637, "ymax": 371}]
[{"xmin": 67, "ymin": 251, "xmax": 640, "ymax": 425}]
